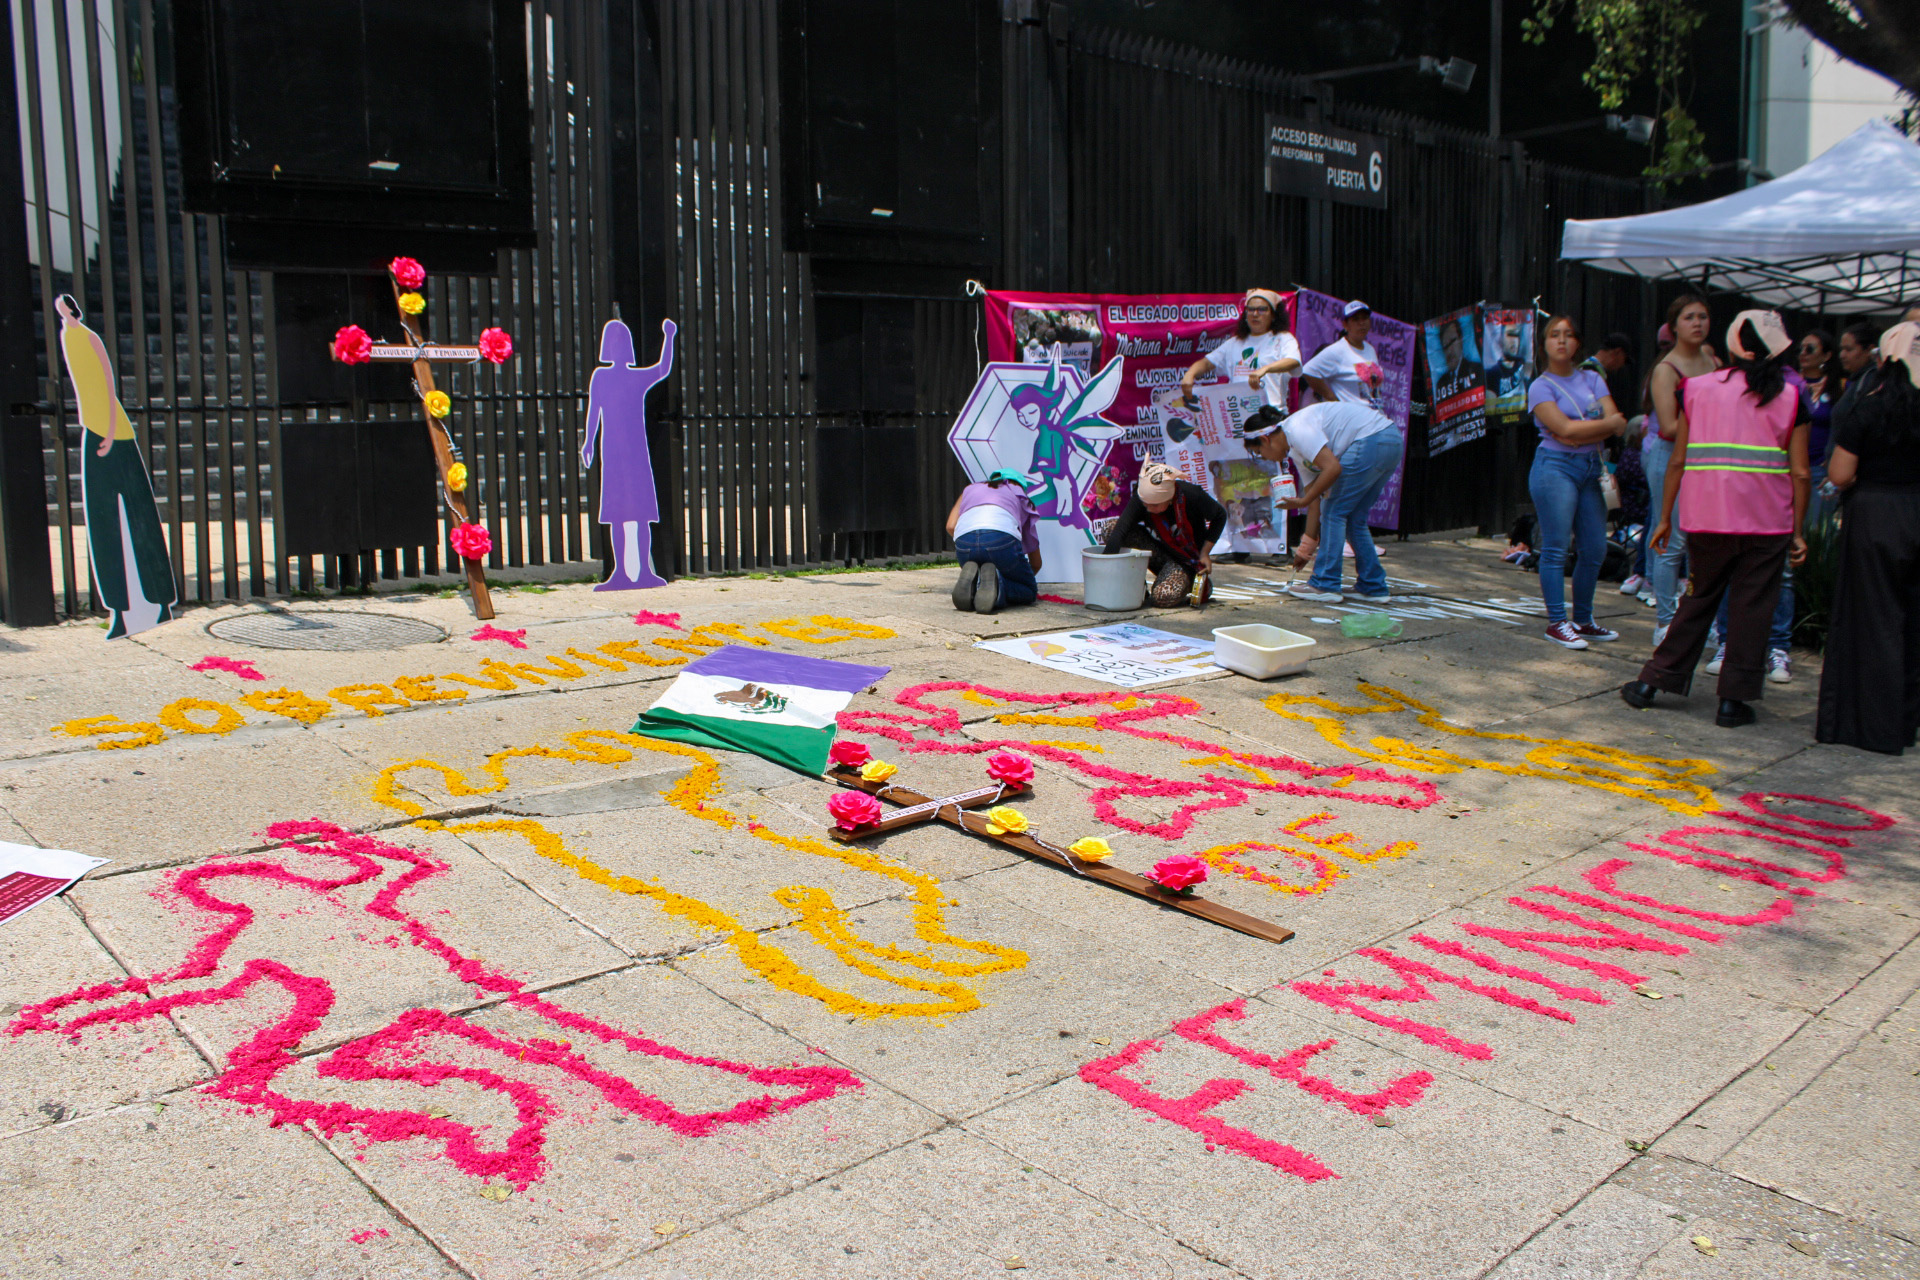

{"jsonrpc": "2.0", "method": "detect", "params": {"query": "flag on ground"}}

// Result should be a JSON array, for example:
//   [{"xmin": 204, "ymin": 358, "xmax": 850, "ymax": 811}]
[{"xmin": 629, "ymin": 645, "xmax": 891, "ymax": 775}]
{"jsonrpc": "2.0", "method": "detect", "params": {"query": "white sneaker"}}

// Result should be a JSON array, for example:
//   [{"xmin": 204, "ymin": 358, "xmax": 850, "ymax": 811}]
[
  {"xmin": 1288, "ymin": 583, "xmax": 1343, "ymax": 603},
  {"xmin": 1354, "ymin": 592, "xmax": 1393, "ymax": 604},
  {"xmin": 1704, "ymin": 644, "xmax": 1726, "ymax": 675},
  {"xmin": 1619, "ymin": 574, "xmax": 1644, "ymax": 594},
  {"xmin": 1637, "ymin": 590, "xmax": 1657, "ymax": 607},
  {"xmin": 1652, "ymin": 624, "xmax": 1669, "ymax": 647},
  {"xmin": 1767, "ymin": 649, "xmax": 1792, "ymax": 683}
]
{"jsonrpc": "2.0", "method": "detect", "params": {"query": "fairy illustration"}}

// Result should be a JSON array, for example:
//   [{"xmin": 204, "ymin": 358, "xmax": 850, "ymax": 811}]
[{"xmin": 1006, "ymin": 350, "xmax": 1125, "ymax": 532}]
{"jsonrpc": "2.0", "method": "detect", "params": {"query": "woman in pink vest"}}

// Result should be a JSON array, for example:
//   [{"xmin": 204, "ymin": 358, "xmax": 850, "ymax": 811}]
[{"xmin": 1622, "ymin": 311, "xmax": 1811, "ymax": 727}]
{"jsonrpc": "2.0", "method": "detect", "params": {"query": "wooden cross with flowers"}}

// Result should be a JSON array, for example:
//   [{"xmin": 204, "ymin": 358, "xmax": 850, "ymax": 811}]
[
  {"xmin": 822, "ymin": 743, "xmax": 1294, "ymax": 946},
  {"xmin": 330, "ymin": 255, "xmax": 516, "ymax": 620}
]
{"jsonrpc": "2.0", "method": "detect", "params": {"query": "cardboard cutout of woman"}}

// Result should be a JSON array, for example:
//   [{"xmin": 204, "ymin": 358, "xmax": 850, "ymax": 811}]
[
  {"xmin": 582, "ymin": 316, "xmax": 676, "ymax": 590},
  {"xmin": 57, "ymin": 295, "xmax": 176, "ymax": 638}
]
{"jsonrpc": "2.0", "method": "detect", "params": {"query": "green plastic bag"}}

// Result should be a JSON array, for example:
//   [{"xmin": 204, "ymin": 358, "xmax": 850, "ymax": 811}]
[{"xmin": 1340, "ymin": 613, "xmax": 1403, "ymax": 639}]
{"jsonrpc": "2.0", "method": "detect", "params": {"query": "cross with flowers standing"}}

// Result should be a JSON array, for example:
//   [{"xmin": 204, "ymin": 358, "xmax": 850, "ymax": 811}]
[
  {"xmin": 822, "ymin": 744, "xmax": 1295, "ymax": 946},
  {"xmin": 330, "ymin": 256, "xmax": 515, "ymax": 619}
]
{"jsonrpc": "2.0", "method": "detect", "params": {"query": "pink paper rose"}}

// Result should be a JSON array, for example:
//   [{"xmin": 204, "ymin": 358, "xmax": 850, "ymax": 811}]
[
  {"xmin": 986, "ymin": 752, "xmax": 1035, "ymax": 786},
  {"xmin": 478, "ymin": 326, "xmax": 514, "ymax": 364},
  {"xmin": 388, "ymin": 256, "xmax": 426, "ymax": 288},
  {"xmin": 332, "ymin": 324, "xmax": 372, "ymax": 364},
  {"xmin": 1147, "ymin": 854, "xmax": 1209, "ymax": 892},
  {"xmin": 827, "ymin": 790, "xmax": 883, "ymax": 831},
  {"xmin": 828, "ymin": 740, "xmax": 872, "ymax": 768},
  {"xmin": 449, "ymin": 521, "xmax": 493, "ymax": 560}
]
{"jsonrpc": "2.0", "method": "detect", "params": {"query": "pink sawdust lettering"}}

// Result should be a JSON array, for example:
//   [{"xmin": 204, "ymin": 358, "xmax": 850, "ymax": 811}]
[
  {"xmin": 1078, "ymin": 1036, "xmax": 1337, "ymax": 1181},
  {"xmin": 470, "ymin": 625, "xmax": 529, "ymax": 649},
  {"xmin": 1290, "ymin": 946, "xmax": 1578, "ymax": 1061},
  {"xmin": 839, "ymin": 682, "xmax": 1442, "ymax": 841},
  {"xmin": 1172, "ymin": 999, "xmax": 1435, "ymax": 1116},
  {"xmin": 191, "ymin": 655, "xmax": 265, "ymax": 681},
  {"xmin": 7, "ymin": 820, "xmax": 860, "ymax": 1187},
  {"xmin": 1582, "ymin": 858, "xmax": 1800, "ymax": 926}
]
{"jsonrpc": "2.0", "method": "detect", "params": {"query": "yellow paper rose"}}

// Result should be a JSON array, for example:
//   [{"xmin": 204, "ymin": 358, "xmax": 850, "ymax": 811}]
[
  {"xmin": 398, "ymin": 291, "xmax": 426, "ymax": 315},
  {"xmin": 1068, "ymin": 837, "xmax": 1114, "ymax": 862},
  {"xmin": 858, "ymin": 759, "xmax": 898, "ymax": 782},
  {"xmin": 446, "ymin": 462, "xmax": 468, "ymax": 493},
  {"xmin": 983, "ymin": 806, "xmax": 1028, "ymax": 836},
  {"xmin": 423, "ymin": 389, "xmax": 451, "ymax": 418}
]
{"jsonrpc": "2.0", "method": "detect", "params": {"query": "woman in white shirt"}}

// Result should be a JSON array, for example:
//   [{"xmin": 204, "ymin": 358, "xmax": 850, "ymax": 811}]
[
  {"xmin": 1243, "ymin": 400, "xmax": 1404, "ymax": 603},
  {"xmin": 1301, "ymin": 300, "xmax": 1387, "ymax": 411},
  {"xmin": 1178, "ymin": 289, "xmax": 1301, "ymax": 409}
]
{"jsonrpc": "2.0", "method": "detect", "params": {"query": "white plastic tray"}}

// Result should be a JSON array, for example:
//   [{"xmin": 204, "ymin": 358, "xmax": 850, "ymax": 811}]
[{"xmin": 1210, "ymin": 623, "xmax": 1316, "ymax": 679}]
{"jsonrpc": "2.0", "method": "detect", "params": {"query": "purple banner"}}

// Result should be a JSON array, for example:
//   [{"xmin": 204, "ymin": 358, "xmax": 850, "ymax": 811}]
[{"xmin": 1292, "ymin": 289, "xmax": 1416, "ymax": 530}]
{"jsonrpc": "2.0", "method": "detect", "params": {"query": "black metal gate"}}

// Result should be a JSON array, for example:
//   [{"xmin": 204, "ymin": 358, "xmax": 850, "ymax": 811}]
[{"xmin": 0, "ymin": 1, "xmax": 1659, "ymax": 624}]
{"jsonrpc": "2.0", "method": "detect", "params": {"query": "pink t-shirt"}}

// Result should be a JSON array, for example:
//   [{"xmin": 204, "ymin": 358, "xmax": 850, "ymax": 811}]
[{"xmin": 1676, "ymin": 370, "xmax": 1800, "ymax": 535}]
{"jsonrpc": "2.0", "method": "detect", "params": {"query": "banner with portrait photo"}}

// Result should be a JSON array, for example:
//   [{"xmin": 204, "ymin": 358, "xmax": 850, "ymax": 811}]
[
  {"xmin": 1481, "ymin": 306, "xmax": 1534, "ymax": 421},
  {"xmin": 1423, "ymin": 306, "xmax": 1487, "ymax": 457},
  {"xmin": 1292, "ymin": 288, "xmax": 1417, "ymax": 529}
]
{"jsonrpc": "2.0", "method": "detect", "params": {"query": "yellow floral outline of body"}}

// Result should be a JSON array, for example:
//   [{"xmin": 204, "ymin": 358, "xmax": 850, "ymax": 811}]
[{"xmin": 378, "ymin": 730, "xmax": 1027, "ymax": 1018}]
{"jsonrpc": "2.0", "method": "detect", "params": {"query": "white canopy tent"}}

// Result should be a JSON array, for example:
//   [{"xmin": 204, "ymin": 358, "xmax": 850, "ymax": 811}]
[{"xmin": 1560, "ymin": 119, "xmax": 1920, "ymax": 315}]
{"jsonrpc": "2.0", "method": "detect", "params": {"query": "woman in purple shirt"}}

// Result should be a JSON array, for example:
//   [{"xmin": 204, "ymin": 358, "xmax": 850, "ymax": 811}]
[
  {"xmin": 1527, "ymin": 315, "xmax": 1627, "ymax": 650},
  {"xmin": 947, "ymin": 470, "xmax": 1043, "ymax": 614}
]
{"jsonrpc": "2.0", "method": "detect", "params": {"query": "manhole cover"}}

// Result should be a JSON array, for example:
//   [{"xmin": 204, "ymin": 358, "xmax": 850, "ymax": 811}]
[{"xmin": 206, "ymin": 610, "xmax": 448, "ymax": 652}]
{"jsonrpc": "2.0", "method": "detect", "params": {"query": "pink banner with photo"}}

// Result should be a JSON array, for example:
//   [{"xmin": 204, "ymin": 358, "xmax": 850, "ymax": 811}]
[{"xmin": 1291, "ymin": 288, "xmax": 1417, "ymax": 530}]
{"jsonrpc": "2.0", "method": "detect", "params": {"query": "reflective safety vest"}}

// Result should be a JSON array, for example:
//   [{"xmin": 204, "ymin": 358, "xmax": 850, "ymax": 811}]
[{"xmin": 1677, "ymin": 370, "xmax": 1797, "ymax": 535}]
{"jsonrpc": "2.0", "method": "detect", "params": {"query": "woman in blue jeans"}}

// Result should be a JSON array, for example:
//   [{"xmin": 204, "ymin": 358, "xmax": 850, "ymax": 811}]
[
  {"xmin": 1242, "ymin": 400, "xmax": 1404, "ymax": 602},
  {"xmin": 1642, "ymin": 295, "xmax": 1720, "ymax": 642},
  {"xmin": 1527, "ymin": 316, "xmax": 1628, "ymax": 649},
  {"xmin": 947, "ymin": 469, "xmax": 1042, "ymax": 614}
]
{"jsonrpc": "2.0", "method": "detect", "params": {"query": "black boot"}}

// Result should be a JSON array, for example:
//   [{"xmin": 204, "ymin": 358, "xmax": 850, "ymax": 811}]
[
  {"xmin": 1716, "ymin": 699, "xmax": 1756, "ymax": 728},
  {"xmin": 1620, "ymin": 681, "xmax": 1660, "ymax": 710}
]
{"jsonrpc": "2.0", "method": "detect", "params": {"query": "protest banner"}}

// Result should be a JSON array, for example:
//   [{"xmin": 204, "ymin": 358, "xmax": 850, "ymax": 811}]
[
  {"xmin": 1291, "ymin": 289, "xmax": 1417, "ymax": 529},
  {"xmin": 1481, "ymin": 306, "xmax": 1534, "ymax": 422},
  {"xmin": 1423, "ymin": 305, "xmax": 1487, "ymax": 456}
]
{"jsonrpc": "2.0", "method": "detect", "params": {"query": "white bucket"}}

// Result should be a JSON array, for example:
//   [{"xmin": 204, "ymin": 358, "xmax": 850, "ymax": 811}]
[{"xmin": 1081, "ymin": 548, "xmax": 1149, "ymax": 611}]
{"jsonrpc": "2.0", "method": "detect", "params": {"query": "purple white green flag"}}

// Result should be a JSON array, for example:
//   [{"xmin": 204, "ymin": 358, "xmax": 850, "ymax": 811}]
[{"xmin": 629, "ymin": 645, "xmax": 890, "ymax": 775}]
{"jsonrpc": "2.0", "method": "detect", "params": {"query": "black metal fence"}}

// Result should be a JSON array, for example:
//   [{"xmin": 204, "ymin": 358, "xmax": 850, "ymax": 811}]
[{"xmin": 2, "ymin": 1, "xmax": 1657, "ymax": 623}]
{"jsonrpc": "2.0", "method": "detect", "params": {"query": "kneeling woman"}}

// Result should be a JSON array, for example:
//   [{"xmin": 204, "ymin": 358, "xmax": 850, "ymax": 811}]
[
  {"xmin": 1242, "ymin": 400, "xmax": 1404, "ymax": 603},
  {"xmin": 946, "ymin": 469, "xmax": 1042, "ymax": 614},
  {"xmin": 1101, "ymin": 463, "xmax": 1226, "ymax": 606}
]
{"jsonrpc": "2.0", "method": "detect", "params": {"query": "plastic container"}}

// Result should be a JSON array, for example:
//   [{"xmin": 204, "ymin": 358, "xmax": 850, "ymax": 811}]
[
  {"xmin": 1269, "ymin": 469, "xmax": 1297, "ymax": 505},
  {"xmin": 1340, "ymin": 613, "xmax": 1403, "ymax": 639},
  {"xmin": 1210, "ymin": 623, "xmax": 1316, "ymax": 679},
  {"xmin": 1081, "ymin": 548, "xmax": 1150, "ymax": 611}
]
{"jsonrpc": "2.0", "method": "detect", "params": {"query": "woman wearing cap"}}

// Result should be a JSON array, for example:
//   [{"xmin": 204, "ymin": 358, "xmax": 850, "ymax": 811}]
[
  {"xmin": 1178, "ymin": 290, "xmax": 1300, "ymax": 410},
  {"xmin": 1101, "ymin": 463, "xmax": 1226, "ymax": 607},
  {"xmin": 1622, "ymin": 310, "xmax": 1810, "ymax": 729},
  {"xmin": 946, "ymin": 470, "xmax": 1042, "ymax": 614},
  {"xmin": 1242, "ymin": 399, "xmax": 1403, "ymax": 603},
  {"xmin": 1300, "ymin": 301, "xmax": 1386, "ymax": 410},
  {"xmin": 1527, "ymin": 315, "xmax": 1627, "ymax": 650},
  {"xmin": 1817, "ymin": 322, "xmax": 1920, "ymax": 754}
]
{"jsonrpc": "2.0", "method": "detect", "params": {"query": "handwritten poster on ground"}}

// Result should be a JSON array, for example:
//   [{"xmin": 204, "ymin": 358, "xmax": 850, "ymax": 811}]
[{"xmin": 974, "ymin": 623, "xmax": 1223, "ymax": 687}]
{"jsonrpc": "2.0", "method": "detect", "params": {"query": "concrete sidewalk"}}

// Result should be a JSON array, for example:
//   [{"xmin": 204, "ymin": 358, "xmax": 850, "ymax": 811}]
[{"xmin": 1, "ymin": 539, "xmax": 1913, "ymax": 1280}]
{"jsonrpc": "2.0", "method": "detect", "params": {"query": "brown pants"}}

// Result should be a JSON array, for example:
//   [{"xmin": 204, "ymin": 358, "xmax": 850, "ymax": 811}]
[{"xmin": 1638, "ymin": 530, "xmax": 1790, "ymax": 702}]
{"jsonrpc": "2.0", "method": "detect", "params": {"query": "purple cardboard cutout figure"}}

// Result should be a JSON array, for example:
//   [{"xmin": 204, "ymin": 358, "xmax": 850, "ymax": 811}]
[{"xmin": 582, "ymin": 316, "xmax": 676, "ymax": 589}]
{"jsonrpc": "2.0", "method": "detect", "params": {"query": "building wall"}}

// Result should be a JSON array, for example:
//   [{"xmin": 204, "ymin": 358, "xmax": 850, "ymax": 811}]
[{"xmin": 1750, "ymin": 23, "xmax": 1903, "ymax": 177}]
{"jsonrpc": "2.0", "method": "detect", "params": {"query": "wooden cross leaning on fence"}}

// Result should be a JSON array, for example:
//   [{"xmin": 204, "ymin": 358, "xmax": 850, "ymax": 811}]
[
  {"xmin": 329, "ymin": 257, "xmax": 516, "ymax": 620},
  {"xmin": 824, "ymin": 764, "xmax": 1294, "ymax": 946}
]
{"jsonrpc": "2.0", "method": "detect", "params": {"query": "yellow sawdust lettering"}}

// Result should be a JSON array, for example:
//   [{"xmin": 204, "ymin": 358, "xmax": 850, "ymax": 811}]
[
  {"xmin": 157, "ymin": 698, "xmax": 244, "ymax": 736},
  {"xmin": 1265, "ymin": 682, "xmax": 1720, "ymax": 815}
]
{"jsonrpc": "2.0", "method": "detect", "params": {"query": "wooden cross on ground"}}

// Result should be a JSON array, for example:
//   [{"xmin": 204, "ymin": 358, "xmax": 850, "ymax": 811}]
[
  {"xmin": 330, "ymin": 260, "xmax": 513, "ymax": 619},
  {"xmin": 824, "ymin": 765, "xmax": 1294, "ymax": 946}
]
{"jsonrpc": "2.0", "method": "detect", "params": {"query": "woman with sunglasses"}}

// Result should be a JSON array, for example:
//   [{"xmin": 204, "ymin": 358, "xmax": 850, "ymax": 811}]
[
  {"xmin": 1242, "ymin": 399, "xmax": 1403, "ymax": 603},
  {"xmin": 1179, "ymin": 289, "xmax": 1299, "ymax": 411}
]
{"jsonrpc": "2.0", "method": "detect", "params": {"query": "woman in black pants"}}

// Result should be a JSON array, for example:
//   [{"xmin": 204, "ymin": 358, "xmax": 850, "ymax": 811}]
[
  {"xmin": 1817, "ymin": 322, "xmax": 1920, "ymax": 754},
  {"xmin": 1102, "ymin": 463, "xmax": 1227, "ymax": 607}
]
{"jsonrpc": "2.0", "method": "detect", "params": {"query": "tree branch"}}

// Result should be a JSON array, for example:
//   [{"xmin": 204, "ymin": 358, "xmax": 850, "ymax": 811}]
[{"xmin": 1775, "ymin": 0, "xmax": 1920, "ymax": 94}]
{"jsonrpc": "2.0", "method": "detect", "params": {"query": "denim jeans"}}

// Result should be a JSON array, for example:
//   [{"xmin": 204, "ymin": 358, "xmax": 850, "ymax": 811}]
[
  {"xmin": 1529, "ymin": 447, "xmax": 1608, "ymax": 625},
  {"xmin": 954, "ymin": 530, "xmax": 1037, "ymax": 609},
  {"xmin": 1641, "ymin": 433, "xmax": 1688, "ymax": 628},
  {"xmin": 1713, "ymin": 564, "xmax": 1793, "ymax": 652},
  {"xmin": 1309, "ymin": 428, "xmax": 1403, "ymax": 596}
]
